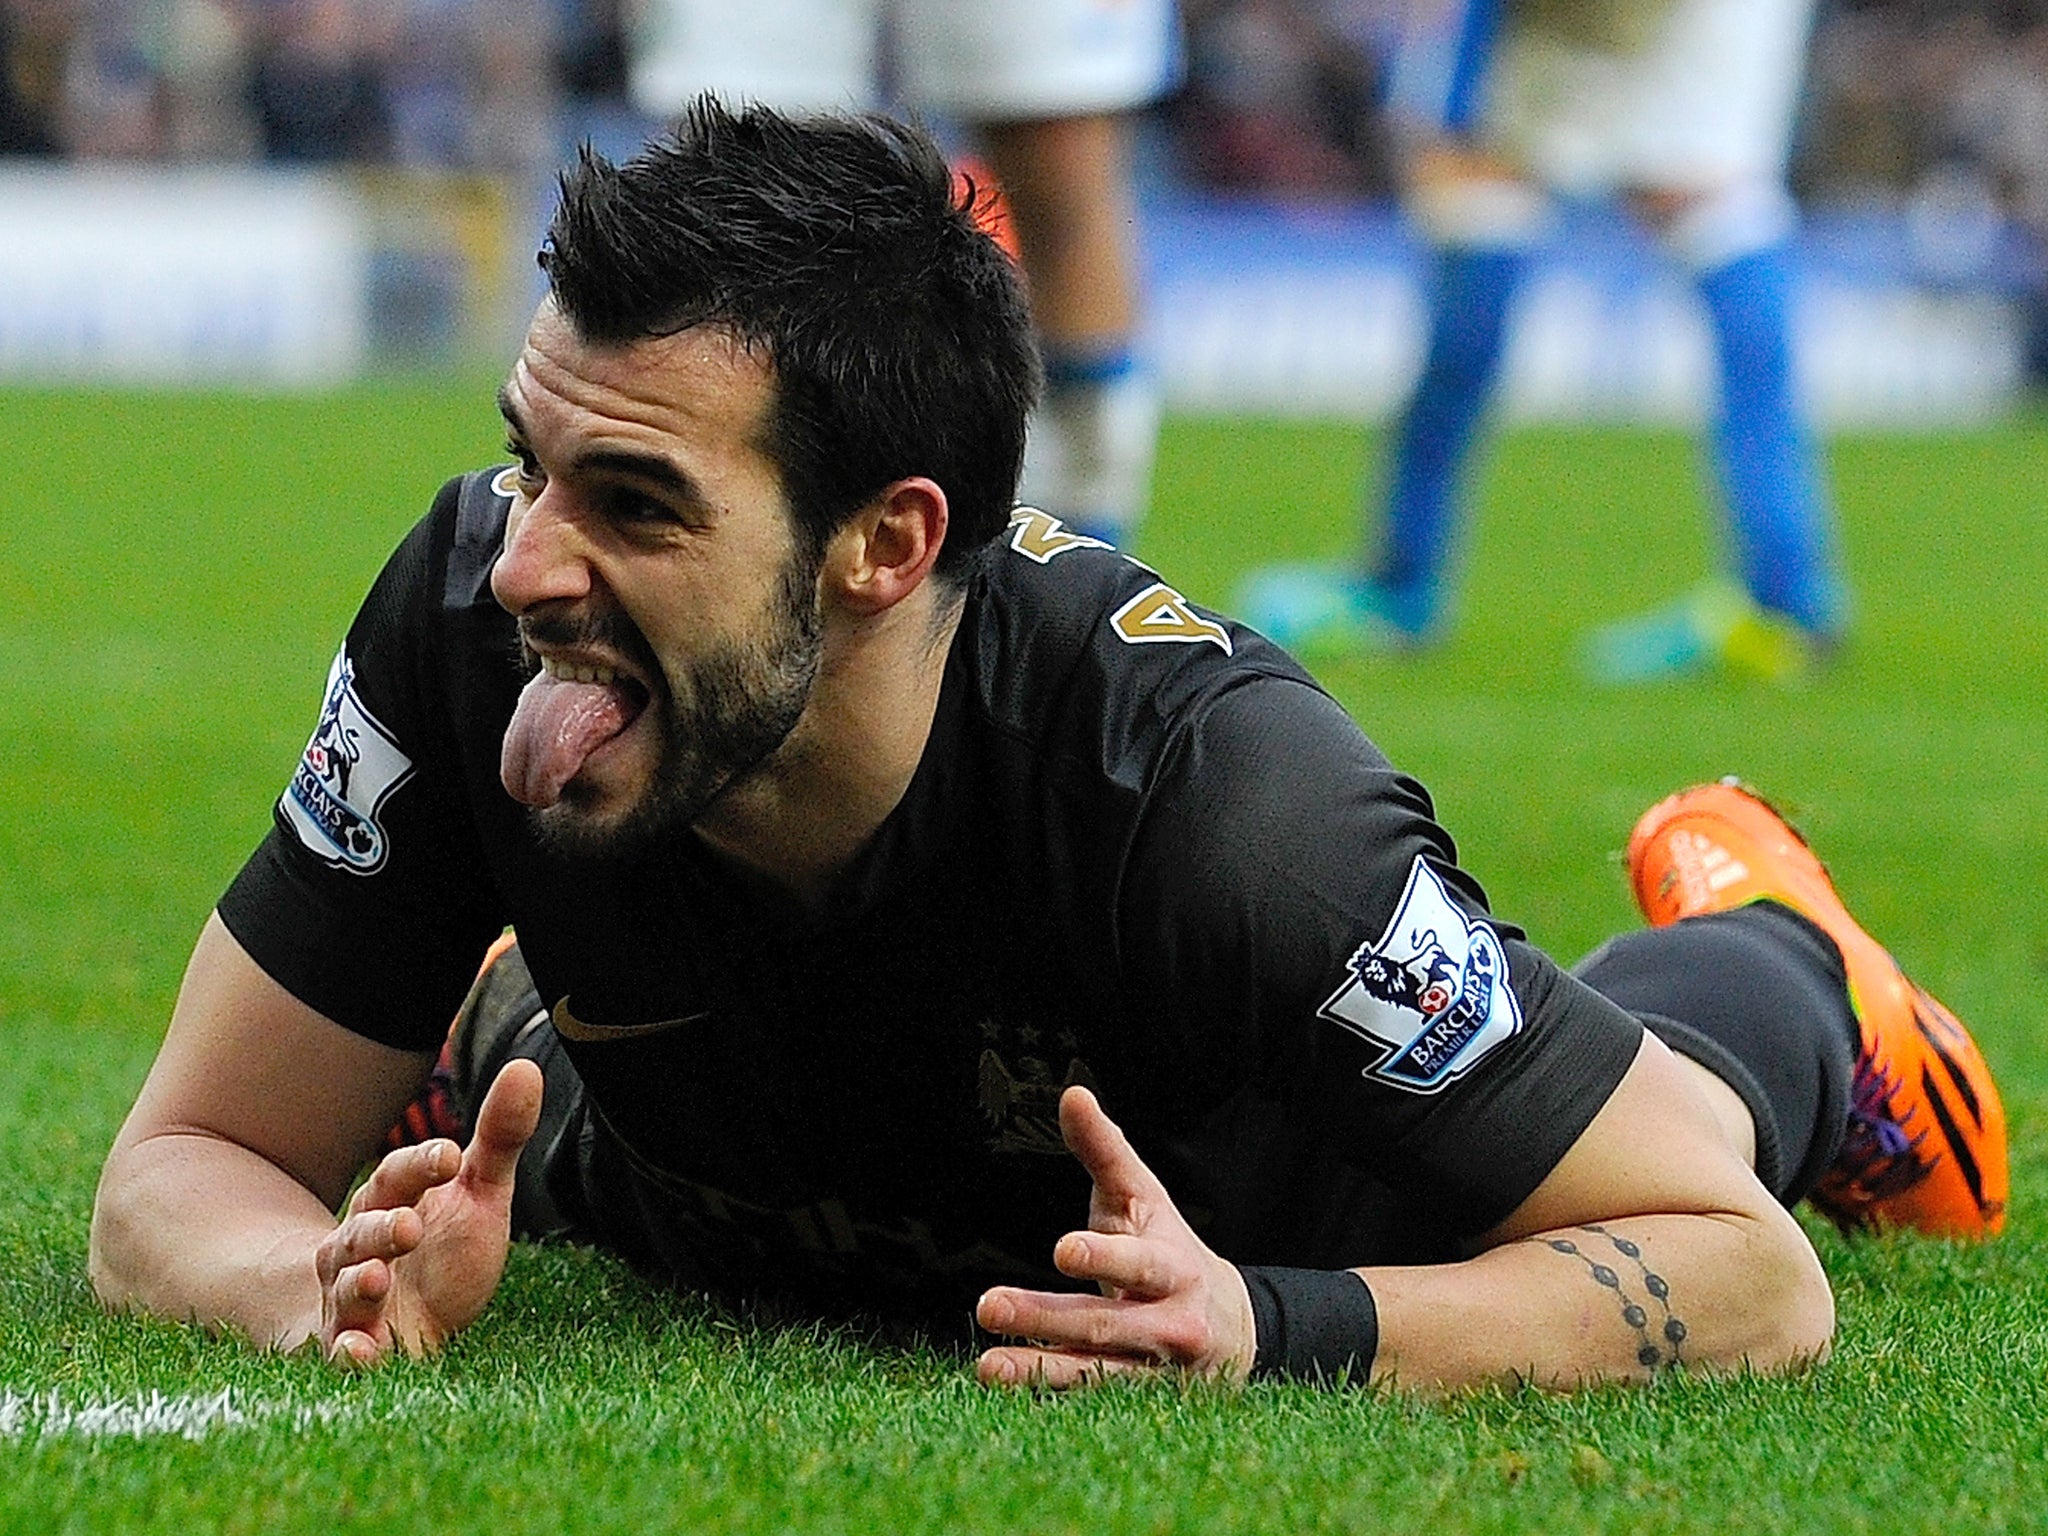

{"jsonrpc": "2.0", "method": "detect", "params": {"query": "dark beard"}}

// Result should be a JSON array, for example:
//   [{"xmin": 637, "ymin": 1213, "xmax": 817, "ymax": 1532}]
[{"xmin": 527, "ymin": 547, "xmax": 824, "ymax": 862}]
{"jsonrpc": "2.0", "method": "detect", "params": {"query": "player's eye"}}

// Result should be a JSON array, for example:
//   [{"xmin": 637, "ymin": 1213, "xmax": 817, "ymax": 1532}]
[
  {"xmin": 504, "ymin": 438, "xmax": 544, "ymax": 491},
  {"xmin": 606, "ymin": 488, "xmax": 677, "ymax": 526}
]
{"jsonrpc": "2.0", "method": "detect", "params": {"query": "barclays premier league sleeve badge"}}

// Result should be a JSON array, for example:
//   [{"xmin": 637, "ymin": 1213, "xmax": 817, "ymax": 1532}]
[
  {"xmin": 280, "ymin": 647, "xmax": 415, "ymax": 875},
  {"xmin": 1319, "ymin": 857, "xmax": 1525, "ymax": 1093}
]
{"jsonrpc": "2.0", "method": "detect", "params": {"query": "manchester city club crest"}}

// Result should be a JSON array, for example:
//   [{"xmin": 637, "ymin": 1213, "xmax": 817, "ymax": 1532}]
[
  {"xmin": 280, "ymin": 647, "xmax": 414, "ymax": 875},
  {"xmin": 1319, "ymin": 857, "xmax": 1524, "ymax": 1093},
  {"xmin": 974, "ymin": 1015, "xmax": 1098, "ymax": 1156}
]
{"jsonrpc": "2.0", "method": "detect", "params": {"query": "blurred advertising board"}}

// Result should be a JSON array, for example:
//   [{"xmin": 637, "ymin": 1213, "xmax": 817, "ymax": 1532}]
[
  {"xmin": 1149, "ymin": 199, "xmax": 2030, "ymax": 425},
  {"xmin": 0, "ymin": 167, "xmax": 2026, "ymax": 422},
  {"xmin": 0, "ymin": 166, "xmax": 528, "ymax": 385}
]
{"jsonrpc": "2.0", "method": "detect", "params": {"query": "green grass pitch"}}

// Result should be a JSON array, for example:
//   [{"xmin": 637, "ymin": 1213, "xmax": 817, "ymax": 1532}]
[{"xmin": 1, "ymin": 382, "xmax": 2044, "ymax": 1533}]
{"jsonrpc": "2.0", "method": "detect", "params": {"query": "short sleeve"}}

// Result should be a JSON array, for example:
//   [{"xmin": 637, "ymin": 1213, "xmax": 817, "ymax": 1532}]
[
  {"xmin": 1118, "ymin": 676, "xmax": 1643, "ymax": 1238},
  {"xmin": 216, "ymin": 477, "xmax": 508, "ymax": 1050}
]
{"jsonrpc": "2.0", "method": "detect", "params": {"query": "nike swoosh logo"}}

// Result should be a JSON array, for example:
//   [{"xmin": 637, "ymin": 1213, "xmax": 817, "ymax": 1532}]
[{"xmin": 550, "ymin": 995, "xmax": 711, "ymax": 1042}]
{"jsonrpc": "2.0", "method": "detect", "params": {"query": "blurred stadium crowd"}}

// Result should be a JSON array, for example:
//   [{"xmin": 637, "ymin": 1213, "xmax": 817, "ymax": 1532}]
[
  {"xmin": 0, "ymin": 0, "xmax": 594, "ymax": 175},
  {"xmin": 5, "ymin": 0, "xmax": 2041, "ymax": 206},
  {"xmin": 1170, "ymin": 0, "xmax": 2048, "ymax": 386},
  {"xmin": 2, "ymin": 0, "xmax": 2043, "ymax": 380},
  {"xmin": 1175, "ymin": 0, "xmax": 2048, "ymax": 218}
]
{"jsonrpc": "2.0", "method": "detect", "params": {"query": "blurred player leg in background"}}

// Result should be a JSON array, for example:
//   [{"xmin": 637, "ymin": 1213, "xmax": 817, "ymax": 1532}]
[
  {"xmin": 1368, "ymin": 144, "xmax": 1541, "ymax": 643},
  {"xmin": 1577, "ymin": 180, "xmax": 1850, "ymax": 681},
  {"xmin": 1238, "ymin": 0, "xmax": 1537, "ymax": 650},
  {"xmin": 1574, "ymin": 0, "xmax": 1850, "ymax": 681},
  {"xmin": 1239, "ymin": 0, "xmax": 1851, "ymax": 681},
  {"xmin": 1236, "ymin": 135, "xmax": 1541, "ymax": 651},
  {"xmin": 626, "ymin": 0, "xmax": 1176, "ymax": 549},
  {"xmin": 982, "ymin": 111, "xmax": 1158, "ymax": 547}
]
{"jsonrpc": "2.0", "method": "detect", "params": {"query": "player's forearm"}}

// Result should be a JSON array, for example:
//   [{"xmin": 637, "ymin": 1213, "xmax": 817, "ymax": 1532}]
[
  {"xmin": 1358, "ymin": 1201, "xmax": 1834, "ymax": 1393},
  {"xmin": 89, "ymin": 1129, "xmax": 336, "ymax": 1352}
]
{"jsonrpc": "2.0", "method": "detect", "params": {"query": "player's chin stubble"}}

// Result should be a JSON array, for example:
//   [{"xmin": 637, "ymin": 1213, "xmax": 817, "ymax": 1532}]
[{"xmin": 528, "ymin": 554, "xmax": 824, "ymax": 863}]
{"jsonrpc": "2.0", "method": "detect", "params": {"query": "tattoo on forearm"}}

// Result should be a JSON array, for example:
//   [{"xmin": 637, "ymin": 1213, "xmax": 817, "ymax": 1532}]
[{"xmin": 1535, "ymin": 1224, "xmax": 1687, "ymax": 1374}]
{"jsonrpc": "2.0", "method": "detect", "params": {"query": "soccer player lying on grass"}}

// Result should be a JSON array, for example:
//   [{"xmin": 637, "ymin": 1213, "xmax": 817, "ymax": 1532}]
[{"xmin": 89, "ymin": 99, "xmax": 2006, "ymax": 1394}]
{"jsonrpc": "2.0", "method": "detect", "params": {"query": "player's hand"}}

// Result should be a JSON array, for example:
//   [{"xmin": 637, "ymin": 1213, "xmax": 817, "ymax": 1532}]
[
  {"xmin": 314, "ymin": 1059, "xmax": 543, "ymax": 1367},
  {"xmin": 975, "ymin": 1086, "xmax": 1257, "ymax": 1389}
]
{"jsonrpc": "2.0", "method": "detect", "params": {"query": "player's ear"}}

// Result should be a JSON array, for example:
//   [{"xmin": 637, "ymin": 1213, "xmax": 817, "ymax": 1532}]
[{"xmin": 824, "ymin": 476, "xmax": 949, "ymax": 616}]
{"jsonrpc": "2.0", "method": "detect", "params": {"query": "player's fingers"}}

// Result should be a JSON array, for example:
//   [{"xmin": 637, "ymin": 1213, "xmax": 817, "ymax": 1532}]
[
  {"xmin": 316, "ymin": 1207, "xmax": 425, "ymax": 1286},
  {"xmin": 347, "ymin": 1139, "xmax": 460, "ymax": 1216},
  {"xmin": 462, "ymin": 1058, "xmax": 544, "ymax": 1191},
  {"xmin": 1058, "ymin": 1086, "xmax": 1170, "ymax": 1209},
  {"xmin": 327, "ymin": 1326, "xmax": 392, "ymax": 1370},
  {"xmin": 322, "ymin": 1254, "xmax": 393, "ymax": 1344},
  {"xmin": 977, "ymin": 1285, "xmax": 1164, "ymax": 1359},
  {"xmin": 316, "ymin": 1209, "xmax": 410, "ymax": 1287},
  {"xmin": 975, "ymin": 1346, "xmax": 1158, "ymax": 1390},
  {"xmin": 1053, "ymin": 1228, "xmax": 1187, "ymax": 1300}
]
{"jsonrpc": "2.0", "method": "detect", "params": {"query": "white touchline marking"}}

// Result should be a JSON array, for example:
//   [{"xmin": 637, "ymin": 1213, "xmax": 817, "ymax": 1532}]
[{"xmin": 0, "ymin": 1389, "xmax": 348, "ymax": 1442}]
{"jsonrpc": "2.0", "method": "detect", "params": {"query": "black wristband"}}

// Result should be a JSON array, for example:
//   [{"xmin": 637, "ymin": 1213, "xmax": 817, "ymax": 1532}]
[{"xmin": 1237, "ymin": 1265, "xmax": 1379, "ymax": 1386}]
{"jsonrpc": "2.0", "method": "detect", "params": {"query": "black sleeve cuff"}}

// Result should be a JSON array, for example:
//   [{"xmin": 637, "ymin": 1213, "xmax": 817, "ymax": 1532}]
[{"xmin": 1239, "ymin": 1264, "xmax": 1379, "ymax": 1386}]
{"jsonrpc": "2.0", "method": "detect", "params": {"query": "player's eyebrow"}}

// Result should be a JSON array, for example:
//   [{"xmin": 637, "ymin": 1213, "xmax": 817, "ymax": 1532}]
[
  {"xmin": 571, "ymin": 447, "xmax": 703, "ymax": 501},
  {"xmin": 496, "ymin": 386, "xmax": 709, "ymax": 505},
  {"xmin": 496, "ymin": 385, "xmax": 528, "ymax": 442}
]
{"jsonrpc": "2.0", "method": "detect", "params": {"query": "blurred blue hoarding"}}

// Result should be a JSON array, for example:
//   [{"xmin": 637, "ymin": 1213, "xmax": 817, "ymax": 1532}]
[{"xmin": 0, "ymin": 165, "xmax": 2030, "ymax": 424}]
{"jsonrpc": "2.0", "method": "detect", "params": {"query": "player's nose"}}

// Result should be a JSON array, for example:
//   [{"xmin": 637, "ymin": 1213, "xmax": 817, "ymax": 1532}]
[{"xmin": 490, "ymin": 490, "xmax": 593, "ymax": 615}]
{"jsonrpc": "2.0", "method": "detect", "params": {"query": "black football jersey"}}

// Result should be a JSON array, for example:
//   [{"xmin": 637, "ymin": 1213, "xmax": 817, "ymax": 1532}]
[{"xmin": 220, "ymin": 470, "xmax": 1642, "ymax": 1320}]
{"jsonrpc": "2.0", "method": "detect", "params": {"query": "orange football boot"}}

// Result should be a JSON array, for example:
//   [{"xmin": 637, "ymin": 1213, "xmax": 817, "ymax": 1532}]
[{"xmin": 1626, "ymin": 779, "xmax": 2007, "ymax": 1238}]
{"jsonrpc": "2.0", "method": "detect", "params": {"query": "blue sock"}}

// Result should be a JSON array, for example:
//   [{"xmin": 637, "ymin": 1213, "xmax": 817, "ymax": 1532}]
[
  {"xmin": 1697, "ymin": 244, "xmax": 1848, "ymax": 636},
  {"xmin": 1374, "ymin": 243, "xmax": 1526, "ymax": 599}
]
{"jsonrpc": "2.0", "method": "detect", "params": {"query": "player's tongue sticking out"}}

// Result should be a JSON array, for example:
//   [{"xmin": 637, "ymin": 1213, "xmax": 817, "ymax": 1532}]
[{"xmin": 501, "ymin": 668, "xmax": 643, "ymax": 807}]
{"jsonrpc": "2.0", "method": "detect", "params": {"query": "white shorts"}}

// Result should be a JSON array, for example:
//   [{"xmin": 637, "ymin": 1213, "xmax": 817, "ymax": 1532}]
[
  {"xmin": 1393, "ymin": 0, "xmax": 1816, "ymax": 192},
  {"xmin": 629, "ymin": 0, "xmax": 1180, "ymax": 123}
]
